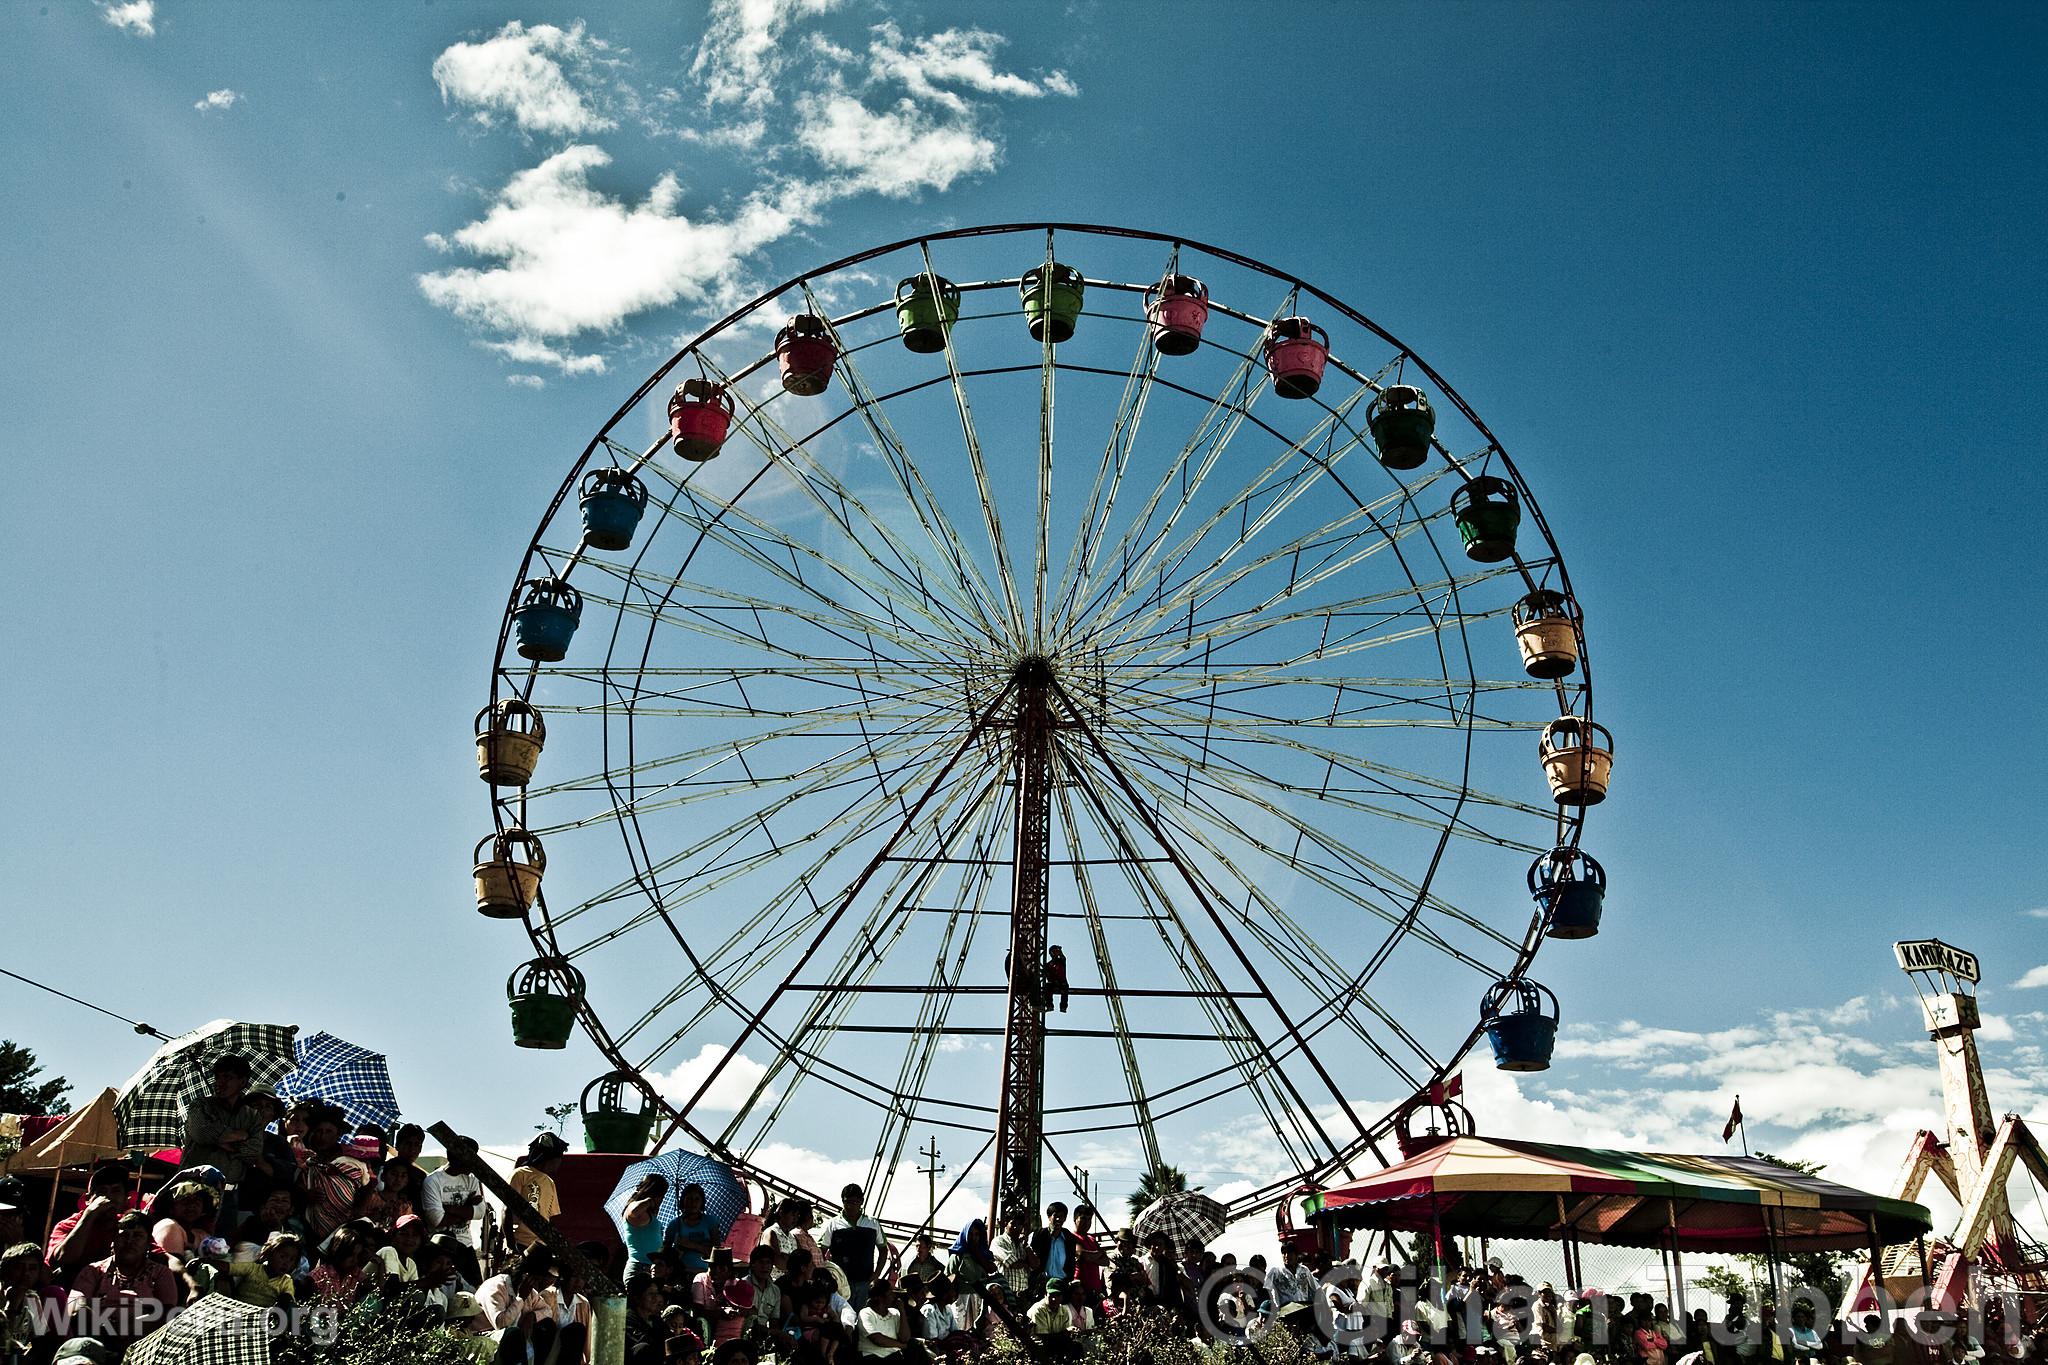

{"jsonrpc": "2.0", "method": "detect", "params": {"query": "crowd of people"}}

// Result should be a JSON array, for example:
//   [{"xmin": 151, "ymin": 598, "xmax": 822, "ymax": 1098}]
[{"xmin": 2, "ymin": 1054, "xmax": 2043, "ymax": 1365}]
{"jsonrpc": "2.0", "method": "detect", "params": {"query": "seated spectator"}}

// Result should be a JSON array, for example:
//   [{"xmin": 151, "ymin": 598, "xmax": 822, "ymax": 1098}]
[
  {"xmin": 232, "ymin": 1185, "xmax": 305, "ymax": 1258},
  {"xmin": 309, "ymin": 1226, "xmax": 371, "ymax": 1303},
  {"xmin": 947, "ymin": 1220, "xmax": 995, "ymax": 1292},
  {"xmin": 696, "ymin": 1250, "xmax": 748, "ymax": 1344},
  {"xmin": 479, "ymin": 1246, "xmax": 561, "ymax": 1334},
  {"xmin": 664, "ymin": 1183, "xmax": 724, "ymax": 1281},
  {"xmin": 920, "ymin": 1275, "xmax": 976, "ymax": 1360},
  {"xmin": 901, "ymin": 1233, "xmax": 945, "ymax": 1288},
  {"xmin": 1, "ymin": 1241, "xmax": 49, "ymax": 1360},
  {"xmin": 1028, "ymin": 1278, "xmax": 1076, "ymax": 1360},
  {"xmin": 375, "ymin": 1213, "xmax": 426, "ymax": 1288},
  {"xmin": 857, "ymin": 1279, "xmax": 920, "ymax": 1362},
  {"xmin": 48, "ymin": 1165, "xmax": 131, "ymax": 1284},
  {"xmin": 66, "ymin": 1212, "xmax": 179, "ymax": 1357},
  {"xmin": 150, "ymin": 1182, "xmax": 213, "ymax": 1267},
  {"xmin": 225, "ymin": 1232, "xmax": 299, "ymax": 1310},
  {"xmin": 770, "ymin": 1198, "xmax": 821, "ymax": 1271},
  {"xmin": 744, "ymin": 1242, "xmax": 784, "ymax": 1343},
  {"xmin": 297, "ymin": 1103, "xmax": 376, "ymax": 1242},
  {"xmin": 1065, "ymin": 1278, "xmax": 1097, "ymax": 1338},
  {"xmin": 623, "ymin": 1273, "xmax": 668, "ymax": 1365}
]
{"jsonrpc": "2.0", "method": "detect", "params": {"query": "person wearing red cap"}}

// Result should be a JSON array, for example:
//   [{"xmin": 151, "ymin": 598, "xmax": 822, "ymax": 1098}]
[{"xmin": 375, "ymin": 1214, "xmax": 426, "ymax": 1289}]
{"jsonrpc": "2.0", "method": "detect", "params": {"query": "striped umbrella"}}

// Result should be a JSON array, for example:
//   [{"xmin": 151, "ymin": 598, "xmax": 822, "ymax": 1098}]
[
  {"xmin": 274, "ymin": 1030, "xmax": 402, "ymax": 1131},
  {"xmin": 115, "ymin": 1020, "xmax": 299, "ymax": 1151},
  {"xmin": 1132, "ymin": 1191, "xmax": 1229, "ymax": 1249}
]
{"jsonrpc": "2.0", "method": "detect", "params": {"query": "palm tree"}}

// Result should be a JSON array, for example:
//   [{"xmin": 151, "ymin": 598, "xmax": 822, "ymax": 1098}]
[{"xmin": 1126, "ymin": 1164, "xmax": 1190, "ymax": 1221}]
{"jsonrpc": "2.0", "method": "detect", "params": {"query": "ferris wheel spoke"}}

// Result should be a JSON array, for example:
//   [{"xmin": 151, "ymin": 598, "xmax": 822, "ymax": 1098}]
[
  {"xmin": 1054, "ymin": 290, "xmax": 1300, "ymax": 643},
  {"xmin": 520, "ymin": 686, "xmax": 955, "ymax": 803},
  {"xmin": 1081, "ymin": 384, "xmax": 1375, "ymax": 648},
  {"xmin": 612, "ymin": 753, "xmax": 1000, "ymax": 1055},
  {"xmin": 1053, "ymin": 743, "xmax": 1335, "ymax": 1170},
  {"xmin": 1047, "ymin": 243, "xmax": 1170, "ymax": 644},
  {"xmin": 567, "ymin": 548, "xmax": 960, "ymax": 665},
  {"xmin": 1099, "ymin": 495, "xmax": 1460, "ymax": 666},
  {"xmin": 800, "ymin": 278, "xmax": 1011, "ymax": 644},
  {"xmin": 705, "ymin": 762, "xmax": 1017, "ymax": 1147},
  {"xmin": 1034, "ymin": 230, "xmax": 1057, "ymax": 646},
  {"xmin": 1091, "ymin": 458, "xmax": 1454, "ymax": 660},
  {"xmin": 1106, "ymin": 718, "xmax": 1551, "ymax": 867},
  {"xmin": 1068, "ymin": 742, "xmax": 1444, "ymax": 1080},
  {"xmin": 550, "ymin": 724, "xmax": 970, "ymax": 947},
  {"xmin": 1051, "ymin": 770, "xmax": 1165, "ymax": 1175},
  {"xmin": 1111, "ymin": 676, "xmax": 1547, "ymax": 736},
  {"xmin": 1097, "ymin": 726, "xmax": 1532, "ymax": 959},
  {"xmin": 926, "ymin": 247, "xmax": 1027, "ymax": 644},
  {"xmin": 633, "ymin": 468, "xmax": 979, "ymax": 655},
  {"xmin": 698, "ymin": 355, "xmax": 995, "ymax": 649}
]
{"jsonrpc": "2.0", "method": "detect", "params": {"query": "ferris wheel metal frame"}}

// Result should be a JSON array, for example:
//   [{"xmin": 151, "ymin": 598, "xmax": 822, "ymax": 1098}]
[{"xmin": 482, "ymin": 222, "xmax": 1601, "ymax": 1235}]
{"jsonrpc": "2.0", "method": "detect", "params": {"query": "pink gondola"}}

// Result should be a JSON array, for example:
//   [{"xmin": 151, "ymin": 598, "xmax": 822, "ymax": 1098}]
[
  {"xmin": 667, "ymin": 378, "xmax": 733, "ymax": 461},
  {"xmin": 775, "ymin": 316, "xmax": 838, "ymax": 397},
  {"xmin": 1145, "ymin": 274, "xmax": 1210, "ymax": 356},
  {"xmin": 1264, "ymin": 317, "xmax": 1330, "ymax": 399}
]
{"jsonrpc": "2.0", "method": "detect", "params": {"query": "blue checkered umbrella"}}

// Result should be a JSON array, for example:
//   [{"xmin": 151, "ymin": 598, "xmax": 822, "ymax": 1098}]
[
  {"xmin": 603, "ymin": 1148, "xmax": 749, "ymax": 1242},
  {"xmin": 273, "ymin": 1030, "xmax": 402, "ymax": 1131},
  {"xmin": 115, "ymin": 1020, "xmax": 299, "ymax": 1151}
]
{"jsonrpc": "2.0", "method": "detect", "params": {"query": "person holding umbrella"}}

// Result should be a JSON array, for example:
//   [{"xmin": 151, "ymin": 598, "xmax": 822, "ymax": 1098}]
[{"xmin": 622, "ymin": 1173, "xmax": 671, "ymax": 1281}]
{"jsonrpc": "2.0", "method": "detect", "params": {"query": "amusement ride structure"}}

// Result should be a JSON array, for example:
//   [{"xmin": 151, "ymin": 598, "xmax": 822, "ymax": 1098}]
[
  {"xmin": 470, "ymin": 224, "xmax": 1613, "ymax": 1234},
  {"xmin": 1860, "ymin": 938, "xmax": 2048, "ymax": 1322}
]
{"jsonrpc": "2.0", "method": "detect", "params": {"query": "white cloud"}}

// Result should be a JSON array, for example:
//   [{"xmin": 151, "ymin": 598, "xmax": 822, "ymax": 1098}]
[
  {"xmin": 482, "ymin": 335, "xmax": 607, "ymax": 377},
  {"xmin": 418, "ymin": 144, "xmax": 813, "ymax": 342},
  {"xmin": 2023, "ymin": 907, "xmax": 2048, "ymax": 919},
  {"xmin": 425, "ymin": 4, "xmax": 1078, "ymax": 375},
  {"xmin": 645, "ymin": 1043, "xmax": 779, "ymax": 1113},
  {"xmin": 432, "ymin": 21, "xmax": 617, "ymax": 136},
  {"xmin": 506, "ymin": 373, "xmax": 546, "ymax": 389},
  {"xmin": 865, "ymin": 23, "xmax": 1079, "ymax": 113},
  {"xmin": 794, "ymin": 93, "xmax": 997, "ymax": 197},
  {"xmin": 691, "ymin": 0, "xmax": 844, "ymax": 109},
  {"xmin": 2014, "ymin": 964, "xmax": 2048, "ymax": 989},
  {"xmin": 99, "ymin": 0, "xmax": 154, "ymax": 36},
  {"xmin": 193, "ymin": 89, "xmax": 242, "ymax": 115}
]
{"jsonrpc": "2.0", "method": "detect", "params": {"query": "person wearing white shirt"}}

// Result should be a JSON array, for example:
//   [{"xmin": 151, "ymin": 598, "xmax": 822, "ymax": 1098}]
[{"xmin": 857, "ymin": 1279, "xmax": 917, "ymax": 1360}]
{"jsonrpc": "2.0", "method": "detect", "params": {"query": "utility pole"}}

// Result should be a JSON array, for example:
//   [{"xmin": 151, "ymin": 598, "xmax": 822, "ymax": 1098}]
[
  {"xmin": 918, "ymin": 1135, "xmax": 945, "ymax": 1236},
  {"xmin": 1073, "ymin": 1166, "xmax": 1094, "ymax": 1215}
]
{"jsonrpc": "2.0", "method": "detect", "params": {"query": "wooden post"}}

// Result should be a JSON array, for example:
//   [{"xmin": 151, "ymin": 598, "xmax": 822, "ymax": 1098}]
[
  {"xmin": 429, "ymin": 1122, "xmax": 625, "ymax": 1365},
  {"xmin": 1668, "ymin": 1200, "xmax": 1689, "ymax": 1317}
]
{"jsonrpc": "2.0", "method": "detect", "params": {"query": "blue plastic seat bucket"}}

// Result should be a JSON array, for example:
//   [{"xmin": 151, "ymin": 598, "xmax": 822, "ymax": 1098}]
[
  {"xmin": 580, "ymin": 489, "xmax": 646, "ymax": 552},
  {"xmin": 1543, "ymin": 881, "xmax": 1605, "ymax": 940},
  {"xmin": 514, "ymin": 601, "xmax": 581, "ymax": 662},
  {"xmin": 1485, "ymin": 1013, "xmax": 1557, "ymax": 1072}
]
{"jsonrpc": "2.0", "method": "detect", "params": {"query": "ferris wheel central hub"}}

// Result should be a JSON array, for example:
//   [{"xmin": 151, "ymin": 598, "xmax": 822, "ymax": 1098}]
[{"xmin": 1010, "ymin": 654, "xmax": 1056, "ymax": 689}]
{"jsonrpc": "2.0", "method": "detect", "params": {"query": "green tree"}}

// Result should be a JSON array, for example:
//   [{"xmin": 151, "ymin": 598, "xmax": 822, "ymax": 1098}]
[
  {"xmin": 0, "ymin": 1040, "xmax": 70, "ymax": 1114},
  {"xmin": 1127, "ymin": 1164, "xmax": 1190, "ymax": 1221},
  {"xmin": 538, "ymin": 1101, "xmax": 574, "ymax": 1136}
]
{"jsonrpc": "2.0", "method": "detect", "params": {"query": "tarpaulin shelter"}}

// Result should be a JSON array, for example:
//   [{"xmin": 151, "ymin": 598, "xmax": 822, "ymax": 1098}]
[
  {"xmin": 1309, "ymin": 1135, "xmax": 1934, "ymax": 1304},
  {"xmin": 3, "ymin": 1088, "xmax": 123, "ymax": 1174}
]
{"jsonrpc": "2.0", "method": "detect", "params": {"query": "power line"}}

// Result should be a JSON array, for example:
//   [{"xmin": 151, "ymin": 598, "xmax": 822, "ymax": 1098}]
[{"xmin": 0, "ymin": 965, "xmax": 172, "ymax": 1041}]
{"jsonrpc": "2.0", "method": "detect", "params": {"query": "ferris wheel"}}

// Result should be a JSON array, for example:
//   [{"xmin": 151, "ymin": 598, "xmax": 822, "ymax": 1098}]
[{"xmin": 471, "ymin": 223, "xmax": 1612, "ymax": 1232}]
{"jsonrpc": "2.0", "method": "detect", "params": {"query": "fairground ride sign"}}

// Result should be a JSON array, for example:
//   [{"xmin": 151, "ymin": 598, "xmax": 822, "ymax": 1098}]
[{"xmin": 1893, "ymin": 938, "xmax": 1981, "ymax": 985}]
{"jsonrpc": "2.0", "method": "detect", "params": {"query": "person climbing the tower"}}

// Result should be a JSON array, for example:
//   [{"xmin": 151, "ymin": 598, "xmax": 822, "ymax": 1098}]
[{"xmin": 1044, "ymin": 947, "xmax": 1070, "ymax": 1013}]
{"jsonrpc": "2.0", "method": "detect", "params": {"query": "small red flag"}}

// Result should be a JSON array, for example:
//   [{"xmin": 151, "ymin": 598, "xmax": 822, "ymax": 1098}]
[
  {"xmin": 1425, "ymin": 1073, "xmax": 1464, "ymax": 1106},
  {"xmin": 1721, "ymin": 1096, "xmax": 1743, "ymax": 1143}
]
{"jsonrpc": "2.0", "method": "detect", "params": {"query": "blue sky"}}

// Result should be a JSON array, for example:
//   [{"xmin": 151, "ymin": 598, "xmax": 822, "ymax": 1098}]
[{"xmin": 2, "ymin": 0, "xmax": 2044, "ymax": 1235}]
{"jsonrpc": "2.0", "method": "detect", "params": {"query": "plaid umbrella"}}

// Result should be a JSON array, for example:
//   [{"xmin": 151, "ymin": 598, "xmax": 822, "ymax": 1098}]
[
  {"xmin": 603, "ymin": 1148, "xmax": 749, "ymax": 1242},
  {"xmin": 115, "ymin": 1020, "xmax": 299, "ymax": 1151},
  {"xmin": 273, "ymin": 1030, "xmax": 401, "ymax": 1131},
  {"xmin": 1131, "ymin": 1190, "xmax": 1229, "ymax": 1249},
  {"xmin": 125, "ymin": 1288, "xmax": 273, "ymax": 1364}
]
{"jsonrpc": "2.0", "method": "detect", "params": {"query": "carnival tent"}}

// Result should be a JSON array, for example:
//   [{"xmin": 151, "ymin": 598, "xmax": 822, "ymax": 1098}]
[{"xmin": 1310, "ymin": 1135, "xmax": 1932, "ymax": 1254}]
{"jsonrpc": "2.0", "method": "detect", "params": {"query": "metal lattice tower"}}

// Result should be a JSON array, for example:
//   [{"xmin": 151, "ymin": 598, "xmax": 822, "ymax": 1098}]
[{"xmin": 992, "ymin": 655, "xmax": 1056, "ymax": 1223}]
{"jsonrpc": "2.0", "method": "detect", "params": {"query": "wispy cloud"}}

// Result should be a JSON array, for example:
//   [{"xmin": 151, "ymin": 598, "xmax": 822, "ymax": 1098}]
[
  {"xmin": 506, "ymin": 374, "xmax": 547, "ymax": 390},
  {"xmin": 98, "ymin": 0, "xmax": 155, "ymax": 37},
  {"xmin": 2024, "ymin": 907, "xmax": 2048, "ymax": 920},
  {"xmin": 193, "ymin": 89, "xmax": 242, "ymax": 115},
  {"xmin": 420, "ymin": 4, "xmax": 1079, "ymax": 377},
  {"xmin": 432, "ymin": 20, "xmax": 619, "ymax": 136},
  {"xmin": 2015, "ymin": 964, "xmax": 2048, "ymax": 989}
]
